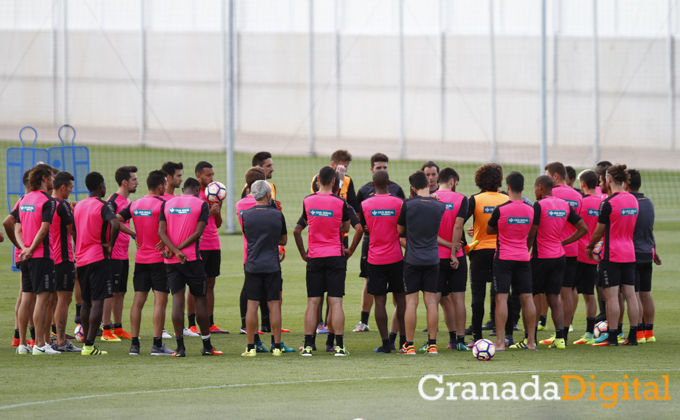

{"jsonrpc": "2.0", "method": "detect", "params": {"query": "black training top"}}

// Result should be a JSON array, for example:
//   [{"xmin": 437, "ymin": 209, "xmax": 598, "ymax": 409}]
[
  {"xmin": 397, "ymin": 196, "xmax": 445, "ymax": 266},
  {"xmin": 242, "ymin": 205, "xmax": 287, "ymax": 273}
]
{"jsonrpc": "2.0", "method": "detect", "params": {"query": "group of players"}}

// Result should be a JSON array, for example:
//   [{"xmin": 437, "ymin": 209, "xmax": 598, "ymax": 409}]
[{"xmin": 3, "ymin": 148, "xmax": 660, "ymax": 357}]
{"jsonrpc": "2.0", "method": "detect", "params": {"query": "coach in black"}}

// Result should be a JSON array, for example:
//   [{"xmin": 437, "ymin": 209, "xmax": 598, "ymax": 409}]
[
  {"xmin": 397, "ymin": 171, "xmax": 446, "ymax": 354},
  {"xmin": 241, "ymin": 180, "xmax": 287, "ymax": 356}
]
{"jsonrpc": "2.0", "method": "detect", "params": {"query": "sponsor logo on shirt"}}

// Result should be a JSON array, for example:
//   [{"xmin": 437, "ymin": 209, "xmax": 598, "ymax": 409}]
[
  {"xmin": 566, "ymin": 199, "xmax": 579, "ymax": 208},
  {"xmin": 169, "ymin": 207, "xmax": 192, "ymax": 215},
  {"xmin": 508, "ymin": 217, "xmax": 530, "ymax": 224},
  {"xmin": 20, "ymin": 204, "xmax": 35, "ymax": 212},
  {"xmin": 483, "ymin": 206, "xmax": 495, "ymax": 214},
  {"xmin": 444, "ymin": 203, "xmax": 455, "ymax": 210},
  {"xmin": 371, "ymin": 209, "xmax": 396, "ymax": 217},
  {"xmin": 548, "ymin": 210, "xmax": 567, "ymax": 218},
  {"xmin": 621, "ymin": 208, "xmax": 638, "ymax": 216},
  {"xmin": 133, "ymin": 209, "xmax": 153, "ymax": 217},
  {"xmin": 587, "ymin": 209, "xmax": 600, "ymax": 217},
  {"xmin": 310, "ymin": 209, "xmax": 333, "ymax": 217}
]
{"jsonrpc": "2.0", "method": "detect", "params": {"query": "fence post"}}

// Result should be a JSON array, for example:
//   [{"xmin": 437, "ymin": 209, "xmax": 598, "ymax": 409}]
[
  {"xmin": 223, "ymin": 0, "xmax": 236, "ymax": 234},
  {"xmin": 399, "ymin": 0, "xmax": 405, "ymax": 159},
  {"xmin": 668, "ymin": 0, "xmax": 676, "ymax": 150},
  {"xmin": 308, "ymin": 0, "xmax": 315, "ymax": 157},
  {"xmin": 593, "ymin": 0, "xmax": 600, "ymax": 165},
  {"xmin": 62, "ymin": 0, "xmax": 68, "ymax": 125},
  {"xmin": 140, "ymin": 0, "xmax": 147, "ymax": 147},
  {"xmin": 489, "ymin": 0, "xmax": 498, "ymax": 163},
  {"xmin": 540, "ymin": 0, "xmax": 548, "ymax": 172}
]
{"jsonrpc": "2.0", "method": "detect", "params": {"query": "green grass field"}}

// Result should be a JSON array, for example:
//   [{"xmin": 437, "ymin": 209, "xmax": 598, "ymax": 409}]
[{"xmin": 0, "ymin": 142, "xmax": 678, "ymax": 418}]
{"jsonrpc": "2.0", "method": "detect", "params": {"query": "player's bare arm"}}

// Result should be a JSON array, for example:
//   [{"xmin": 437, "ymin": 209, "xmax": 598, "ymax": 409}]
[
  {"xmin": 19, "ymin": 221, "xmax": 50, "ymax": 261},
  {"xmin": 293, "ymin": 223, "xmax": 307, "ymax": 261}
]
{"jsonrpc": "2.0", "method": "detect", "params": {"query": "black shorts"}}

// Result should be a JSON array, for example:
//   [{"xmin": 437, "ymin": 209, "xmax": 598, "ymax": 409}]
[
  {"xmin": 134, "ymin": 263, "xmax": 169, "ymax": 293},
  {"xmin": 306, "ymin": 256, "xmax": 347, "ymax": 298},
  {"xmin": 575, "ymin": 262, "xmax": 598, "ymax": 295},
  {"xmin": 244, "ymin": 271, "xmax": 282, "ymax": 302},
  {"xmin": 635, "ymin": 262, "xmax": 653, "ymax": 293},
  {"xmin": 21, "ymin": 258, "xmax": 56, "ymax": 294},
  {"xmin": 200, "ymin": 250, "xmax": 221, "ymax": 278},
  {"xmin": 599, "ymin": 260, "xmax": 635, "ymax": 289},
  {"xmin": 367, "ymin": 261, "xmax": 404, "ymax": 296},
  {"xmin": 562, "ymin": 257, "xmax": 577, "ymax": 288},
  {"xmin": 531, "ymin": 256, "xmax": 565, "ymax": 296},
  {"xmin": 111, "ymin": 259, "xmax": 130, "ymax": 294},
  {"xmin": 438, "ymin": 257, "xmax": 468, "ymax": 296},
  {"xmin": 403, "ymin": 262, "xmax": 439, "ymax": 295},
  {"xmin": 55, "ymin": 261, "xmax": 76, "ymax": 292},
  {"xmin": 469, "ymin": 249, "xmax": 496, "ymax": 306},
  {"xmin": 492, "ymin": 259, "xmax": 532, "ymax": 295},
  {"xmin": 166, "ymin": 261, "xmax": 207, "ymax": 297},
  {"xmin": 359, "ymin": 235, "xmax": 370, "ymax": 278},
  {"xmin": 77, "ymin": 260, "xmax": 113, "ymax": 302}
]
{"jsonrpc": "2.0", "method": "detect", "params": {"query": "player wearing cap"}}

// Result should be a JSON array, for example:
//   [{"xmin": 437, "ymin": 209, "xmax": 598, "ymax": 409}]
[
  {"xmin": 527, "ymin": 176, "xmax": 587, "ymax": 349},
  {"xmin": 486, "ymin": 172, "xmax": 537, "ymax": 351},
  {"xmin": 118, "ymin": 170, "xmax": 174, "ymax": 356},
  {"xmin": 588, "ymin": 165, "xmax": 640, "ymax": 347},
  {"xmin": 240, "ymin": 180, "xmax": 287, "ymax": 357},
  {"xmin": 74, "ymin": 171, "xmax": 120, "ymax": 356},
  {"xmin": 397, "ymin": 171, "xmax": 446, "ymax": 355},
  {"xmin": 159, "ymin": 178, "xmax": 223, "ymax": 357},
  {"xmin": 295, "ymin": 166, "xmax": 351, "ymax": 356},
  {"xmin": 360, "ymin": 170, "xmax": 405, "ymax": 353}
]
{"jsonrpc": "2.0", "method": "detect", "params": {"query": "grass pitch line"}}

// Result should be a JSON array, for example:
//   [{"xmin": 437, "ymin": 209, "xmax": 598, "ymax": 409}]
[{"xmin": 1, "ymin": 367, "xmax": 678, "ymax": 411}]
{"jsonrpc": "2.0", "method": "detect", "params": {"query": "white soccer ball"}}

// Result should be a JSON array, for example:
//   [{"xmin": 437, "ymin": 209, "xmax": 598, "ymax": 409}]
[
  {"xmin": 472, "ymin": 339, "xmax": 495, "ymax": 361},
  {"xmin": 74, "ymin": 324, "xmax": 84, "ymax": 343},
  {"xmin": 206, "ymin": 181, "xmax": 226, "ymax": 203}
]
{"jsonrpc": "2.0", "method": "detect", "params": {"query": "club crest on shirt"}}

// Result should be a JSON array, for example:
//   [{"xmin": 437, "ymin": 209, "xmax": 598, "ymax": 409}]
[
  {"xmin": 169, "ymin": 207, "xmax": 191, "ymax": 215},
  {"xmin": 621, "ymin": 208, "xmax": 638, "ymax": 216},
  {"xmin": 508, "ymin": 217, "xmax": 530, "ymax": 224},
  {"xmin": 548, "ymin": 210, "xmax": 566, "ymax": 218},
  {"xmin": 587, "ymin": 208, "xmax": 600, "ymax": 217},
  {"xmin": 483, "ymin": 206, "xmax": 495, "ymax": 214},
  {"xmin": 133, "ymin": 209, "xmax": 153, "ymax": 217},
  {"xmin": 20, "ymin": 204, "xmax": 35, "ymax": 212},
  {"xmin": 371, "ymin": 209, "xmax": 396, "ymax": 217},
  {"xmin": 310, "ymin": 209, "xmax": 333, "ymax": 217}
]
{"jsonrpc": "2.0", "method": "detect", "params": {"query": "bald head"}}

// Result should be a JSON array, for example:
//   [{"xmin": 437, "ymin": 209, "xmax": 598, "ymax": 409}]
[{"xmin": 372, "ymin": 170, "xmax": 390, "ymax": 194}]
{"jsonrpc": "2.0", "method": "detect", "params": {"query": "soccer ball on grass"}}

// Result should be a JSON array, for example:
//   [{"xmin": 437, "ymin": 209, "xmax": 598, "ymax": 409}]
[{"xmin": 472, "ymin": 339, "xmax": 495, "ymax": 361}]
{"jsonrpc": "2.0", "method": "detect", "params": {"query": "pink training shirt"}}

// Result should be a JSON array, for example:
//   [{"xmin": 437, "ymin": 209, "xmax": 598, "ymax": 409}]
[
  {"xmin": 17, "ymin": 190, "xmax": 55, "ymax": 259},
  {"xmin": 11, "ymin": 198, "xmax": 23, "ymax": 263},
  {"xmin": 552, "ymin": 185, "xmax": 582, "ymax": 257},
  {"xmin": 298, "ymin": 193, "xmax": 350, "ymax": 259},
  {"xmin": 435, "ymin": 190, "xmax": 468, "ymax": 259},
  {"xmin": 578, "ymin": 194, "xmax": 604, "ymax": 265},
  {"xmin": 532, "ymin": 195, "xmax": 581, "ymax": 259},
  {"xmin": 360, "ymin": 193, "xmax": 404, "ymax": 265},
  {"xmin": 198, "ymin": 189, "xmax": 220, "ymax": 251},
  {"xmin": 50, "ymin": 198, "xmax": 74, "ymax": 264},
  {"xmin": 488, "ymin": 199, "xmax": 534, "ymax": 261},
  {"xmin": 236, "ymin": 195, "xmax": 257, "ymax": 264},
  {"xmin": 598, "ymin": 191, "xmax": 638, "ymax": 263},
  {"xmin": 74, "ymin": 197, "xmax": 117, "ymax": 267},
  {"xmin": 119, "ymin": 195, "xmax": 166, "ymax": 264},
  {"xmin": 160, "ymin": 195, "xmax": 210, "ymax": 264},
  {"xmin": 107, "ymin": 193, "xmax": 131, "ymax": 260}
]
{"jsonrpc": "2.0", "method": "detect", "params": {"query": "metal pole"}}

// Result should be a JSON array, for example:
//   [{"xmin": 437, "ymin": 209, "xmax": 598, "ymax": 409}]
[
  {"xmin": 489, "ymin": 0, "xmax": 497, "ymax": 162},
  {"xmin": 62, "ymin": 0, "xmax": 68, "ymax": 125},
  {"xmin": 335, "ymin": 0, "xmax": 341, "ymax": 138},
  {"xmin": 440, "ymin": 0, "xmax": 446, "ymax": 142},
  {"xmin": 308, "ymin": 0, "xmax": 315, "ymax": 156},
  {"xmin": 140, "ymin": 0, "xmax": 146, "ymax": 147},
  {"xmin": 668, "ymin": 0, "xmax": 676, "ymax": 150},
  {"xmin": 540, "ymin": 0, "xmax": 548, "ymax": 171},
  {"xmin": 399, "ymin": 0, "xmax": 405, "ymax": 159},
  {"xmin": 552, "ymin": 0, "xmax": 560, "ymax": 146},
  {"xmin": 225, "ymin": 0, "xmax": 236, "ymax": 233},
  {"xmin": 52, "ymin": 8, "xmax": 57, "ymax": 125},
  {"xmin": 593, "ymin": 0, "xmax": 600, "ymax": 165}
]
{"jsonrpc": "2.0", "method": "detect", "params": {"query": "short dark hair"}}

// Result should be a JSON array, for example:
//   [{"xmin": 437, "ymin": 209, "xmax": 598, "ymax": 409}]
[
  {"xmin": 409, "ymin": 171, "xmax": 428, "ymax": 190},
  {"xmin": 607, "ymin": 164, "xmax": 630, "ymax": 185},
  {"xmin": 194, "ymin": 161, "xmax": 213, "ymax": 176},
  {"xmin": 50, "ymin": 167, "xmax": 59, "ymax": 176},
  {"xmin": 22, "ymin": 170, "xmax": 30, "ymax": 187},
  {"xmin": 53, "ymin": 171, "xmax": 75, "ymax": 191},
  {"xmin": 115, "ymin": 166, "xmax": 138, "ymax": 186},
  {"xmin": 506, "ymin": 171, "xmax": 524, "ymax": 193},
  {"xmin": 147, "ymin": 170, "xmax": 166, "ymax": 191},
  {"xmin": 252, "ymin": 152, "xmax": 272, "ymax": 167},
  {"xmin": 245, "ymin": 167, "xmax": 266, "ymax": 189},
  {"xmin": 370, "ymin": 153, "xmax": 389, "ymax": 168},
  {"xmin": 597, "ymin": 161, "xmax": 612, "ymax": 169},
  {"xmin": 330, "ymin": 150, "xmax": 352, "ymax": 164},
  {"xmin": 421, "ymin": 161, "xmax": 439, "ymax": 172},
  {"xmin": 596, "ymin": 164, "xmax": 610, "ymax": 187},
  {"xmin": 565, "ymin": 166, "xmax": 576, "ymax": 182},
  {"xmin": 474, "ymin": 163, "xmax": 503, "ymax": 192},
  {"xmin": 627, "ymin": 169, "xmax": 642, "ymax": 191},
  {"xmin": 318, "ymin": 166, "xmax": 337, "ymax": 187},
  {"xmin": 579, "ymin": 170, "xmax": 598, "ymax": 190},
  {"xmin": 161, "ymin": 161, "xmax": 183, "ymax": 177},
  {"xmin": 29, "ymin": 164, "xmax": 53, "ymax": 190},
  {"xmin": 544, "ymin": 162, "xmax": 567, "ymax": 180},
  {"xmin": 535, "ymin": 175, "xmax": 553, "ymax": 190},
  {"xmin": 85, "ymin": 172, "xmax": 105, "ymax": 192},
  {"xmin": 438, "ymin": 167, "xmax": 459, "ymax": 184},
  {"xmin": 183, "ymin": 177, "xmax": 201, "ymax": 190}
]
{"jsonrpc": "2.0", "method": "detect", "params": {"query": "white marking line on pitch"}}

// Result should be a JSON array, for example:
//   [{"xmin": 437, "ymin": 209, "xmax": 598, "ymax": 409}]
[{"xmin": 1, "ymin": 368, "xmax": 678, "ymax": 411}]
